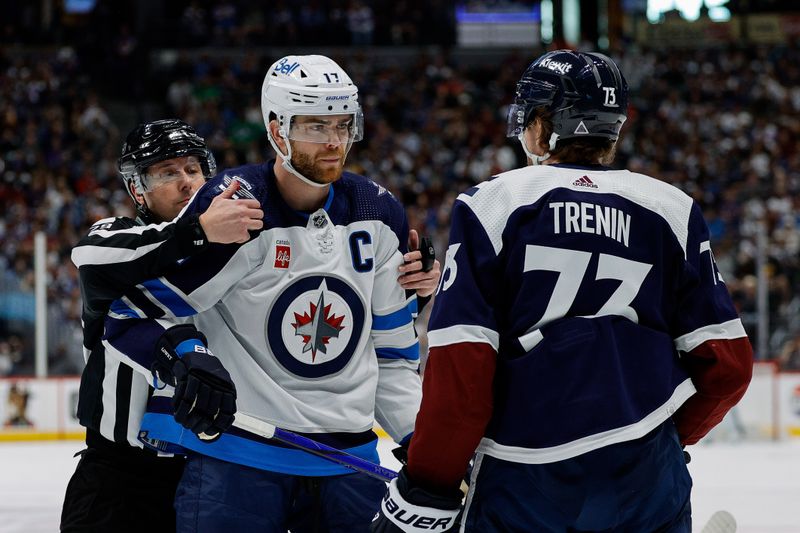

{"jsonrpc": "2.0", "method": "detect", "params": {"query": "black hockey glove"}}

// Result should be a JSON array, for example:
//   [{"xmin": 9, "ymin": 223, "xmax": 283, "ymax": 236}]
[
  {"xmin": 371, "ymin": 468, "xmax": 461, "ymax": 533},
  {"xmin": 419, "ymin": 236, "xmax": 436, "ymax": 273},
  {"xmin": 152, "ymin": 324, "xmax": 237, "ymax": 441},
  {"xmin": 391, "ymin": 445, "xmax": 409, "ymax": 466},
  {"xmin": 391, "ymin": 434, "xmax": 411, "ymax": 465}
]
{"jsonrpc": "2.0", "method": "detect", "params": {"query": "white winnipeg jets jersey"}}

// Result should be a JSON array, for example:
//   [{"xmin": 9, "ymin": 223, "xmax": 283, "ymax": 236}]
[{"xmin": 103, "ymin": 162, "xmax": 422, "ymax": 474}]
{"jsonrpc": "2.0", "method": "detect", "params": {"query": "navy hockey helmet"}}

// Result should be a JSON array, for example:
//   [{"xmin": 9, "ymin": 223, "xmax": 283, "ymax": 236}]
[
  {"xmin": 118, "ymin": 119, "xmax": 216, "ymax": 201},
  {"xmin": 507, "ymin": 50, "xmax": 628, "ymax": 144}
]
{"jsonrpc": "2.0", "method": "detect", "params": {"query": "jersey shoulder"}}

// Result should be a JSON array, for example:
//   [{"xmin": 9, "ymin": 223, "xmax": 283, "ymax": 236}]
[
  {"xmin": 79, "ymin": 216, "xmax": 138, "ymax": 240},
  {"xmin": 461, "ymin": 166, "xmax": 695, "ymax": 255},
  {"xmin": 338, "ymin": 172, "xmax": 406, "ymax": 232},
  {"xmin": 198, "ymin": 162, "xmax": 270, "ymax": 204}
]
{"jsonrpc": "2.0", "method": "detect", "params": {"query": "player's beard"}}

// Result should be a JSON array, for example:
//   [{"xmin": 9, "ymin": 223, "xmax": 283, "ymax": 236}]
[{"xmin": 290, "ymin": 144, "xmax": 346, "ymax": 185}]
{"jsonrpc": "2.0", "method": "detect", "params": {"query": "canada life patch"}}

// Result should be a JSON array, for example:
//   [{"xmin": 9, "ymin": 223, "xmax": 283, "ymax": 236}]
[{"xmin": 275, "ymin": 244, "xmax": 291, "ymax": 269}]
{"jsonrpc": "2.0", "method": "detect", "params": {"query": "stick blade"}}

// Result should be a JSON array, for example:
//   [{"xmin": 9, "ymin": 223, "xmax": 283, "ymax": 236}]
[{"xmin": 701, "ymin": 510, "xmax": 737, "ymax": 533}]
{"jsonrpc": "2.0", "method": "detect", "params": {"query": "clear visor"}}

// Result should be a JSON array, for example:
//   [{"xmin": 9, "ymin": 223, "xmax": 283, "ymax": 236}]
[
  {"xmin": 287, "ymin": 110, "xmax": 364, "ymax": 144},
  {"xmin": 506, "ymin": 78, "xmax": 559, "ymax": 137},
  {"xmin": 506, "ymin": 103, "xmax": 529, "ymax": 138},
  {"xmin": 140, "ymin": 156, "xmax": 205, "ymax": 192}
]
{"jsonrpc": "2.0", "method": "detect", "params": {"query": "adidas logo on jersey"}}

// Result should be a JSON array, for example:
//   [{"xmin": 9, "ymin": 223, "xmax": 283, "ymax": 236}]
[{"xmin": 573, "ymin": 175, "xmax": 598, "ymax": 188}]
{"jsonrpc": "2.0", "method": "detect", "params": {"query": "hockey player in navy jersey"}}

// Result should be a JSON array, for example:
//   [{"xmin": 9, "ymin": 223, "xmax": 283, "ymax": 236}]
[
  {"xmin": 372, "ymin": 50, "xmax": 754, "ymax": 532},
  {"xmin": 101, "ymin": 55, "xmax": 438, "ymax": 533}
]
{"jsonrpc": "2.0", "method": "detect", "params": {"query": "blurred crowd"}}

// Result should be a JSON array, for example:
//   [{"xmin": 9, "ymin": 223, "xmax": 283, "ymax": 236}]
[
  {"xmin": 1, "ymin": 40, "xmax": 799, "ymax": 376},
  {"xmin": 0, "ymin": 0, "xmax": 455, "ymax": 49},
  {"xmin": 169, "ymin": 0, "xmax": 455, "ymax": 47}
]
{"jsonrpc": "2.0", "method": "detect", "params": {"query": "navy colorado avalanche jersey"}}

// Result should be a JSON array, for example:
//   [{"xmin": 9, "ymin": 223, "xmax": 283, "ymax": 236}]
[{"xmin": 407, "ymin": 164, "xmax": 753, "ymax": 489}]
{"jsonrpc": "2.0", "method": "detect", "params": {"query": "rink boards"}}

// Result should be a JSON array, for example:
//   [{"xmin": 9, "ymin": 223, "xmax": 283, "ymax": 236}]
[{"xmin": 0, "ymin": 362, "xmax": 796, "ymax": 441}]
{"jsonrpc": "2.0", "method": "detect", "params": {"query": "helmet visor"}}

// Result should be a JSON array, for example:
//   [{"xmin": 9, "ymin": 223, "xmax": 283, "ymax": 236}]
[
  {"xmin": 140, "ymin": 156, "xmax": 205, "ymax": 192},
  {"xmin": 506, "ymin": 103, "xmax": 531, "ymax": 138},
  {"xmin": 287, "ymin": 110, "xmax": 364, "ymax": 144},
  {"xmin": 506, "ymin": 78, "xmax": 561, "ymax": 137}
]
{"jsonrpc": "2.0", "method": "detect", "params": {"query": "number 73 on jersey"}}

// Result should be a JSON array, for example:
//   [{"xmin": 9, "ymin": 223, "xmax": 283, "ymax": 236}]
[{"xmin": 438, "ymin": 241, "xmax": 722, "ymax": 333}]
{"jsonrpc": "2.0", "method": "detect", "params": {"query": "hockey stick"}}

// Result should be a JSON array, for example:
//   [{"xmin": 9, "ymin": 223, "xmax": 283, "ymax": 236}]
[
  {"xmin": 209, "ymin": 412, "xmax": 399, "ymax": 482},
  {"xmin": 700, "ymin": 510, "xmax": 737, "ymax": 533}
]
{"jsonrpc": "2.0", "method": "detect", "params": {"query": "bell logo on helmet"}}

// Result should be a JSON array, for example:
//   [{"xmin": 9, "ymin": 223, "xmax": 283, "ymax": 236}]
[{"xmin": 274, "ymin": 58, "xmax": 300, "ymax": 75}]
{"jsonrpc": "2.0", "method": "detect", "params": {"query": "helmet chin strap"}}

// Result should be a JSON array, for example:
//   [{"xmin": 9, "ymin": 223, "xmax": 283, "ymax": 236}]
[
  {"xmin": 126, "ymin": 177, "xmax": 158, "ymax": 223},
  {"xmin": 518, "ymin": 132, "xmax": 560, "ymax": 166},
  {"xmin": 282, "ymin": 145, "xmax": 330, "ymax": 189},
  {"xmin": 267, "ymin": 129, "xmax": 330, "ymax": 189},
  {"xmin": 135, "ymin": 192, "xmax": 158, "ymax": 223}
]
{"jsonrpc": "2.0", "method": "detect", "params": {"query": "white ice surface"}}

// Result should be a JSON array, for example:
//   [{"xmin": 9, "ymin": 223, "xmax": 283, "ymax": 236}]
[{"xmin": 1, "ymin": 439, "xmax": 798, "ymax": 532}]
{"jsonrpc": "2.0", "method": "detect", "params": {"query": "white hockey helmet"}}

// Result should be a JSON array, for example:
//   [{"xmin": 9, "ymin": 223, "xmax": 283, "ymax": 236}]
[{"xmin": 261, "ymin": 55, "xmax": 364, "ymax": 187}]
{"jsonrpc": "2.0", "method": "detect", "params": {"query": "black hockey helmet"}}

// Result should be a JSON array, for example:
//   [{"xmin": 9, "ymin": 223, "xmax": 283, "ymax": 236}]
[
  {"xmin": 118, "ymin": 119, "xmax": 216, "ymax": 202},
  {"xmin": 506, "ymin": 50, "xmax": 628, "ymax": 144}
]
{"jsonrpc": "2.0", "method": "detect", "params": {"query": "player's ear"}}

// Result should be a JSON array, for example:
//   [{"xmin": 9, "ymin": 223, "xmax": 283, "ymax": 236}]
[
  {"xmin": 534, "ymin": 118, "xmax": 550, "ymax": 153},
  {"xmin": 269, "ymin": 120, "xmax": 288, "ymax": 155},
  {"xmin": 129, "ymin": 181, "xmax": 145, "ymax": 205}
]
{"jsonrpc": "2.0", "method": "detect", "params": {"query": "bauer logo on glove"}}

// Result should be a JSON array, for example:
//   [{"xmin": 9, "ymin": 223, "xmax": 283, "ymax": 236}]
[{"xmin": 371, "ymin": 469, "xmax": 461, "ymax": 532}]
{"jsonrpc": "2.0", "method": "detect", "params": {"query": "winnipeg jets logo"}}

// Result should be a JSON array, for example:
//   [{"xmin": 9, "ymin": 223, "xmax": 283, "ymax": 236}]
[
  {"xmin": 292, "ymin": 291, "xmax": 346, "ymax": 361},
  {"xmin": 268, "ymin": 276, "xmax": 365, "ymax": 378}
]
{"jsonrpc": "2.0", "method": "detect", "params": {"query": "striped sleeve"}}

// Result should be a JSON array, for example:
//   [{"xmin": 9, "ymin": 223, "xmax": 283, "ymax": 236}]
[
  {"xmin": 372, "ymin": 214, "xmax": 422, "ymax": 443},
  {"xmin": 100, "ymin": 236, "xmax": 253, "ymax": 376},
  {"xmin": 72, "ymin": 214, "xmax": 206, "ymax": 269},
  {"xmin": 670, "ymin": 203, "xmax": 754, "ymax": 445},
  {"xmin": 102, "ymin": 316, "xmax": 176, "ymax": 377},
  {"xmin": 72, "ymin": 215, "xmax": 207, "ymax": 321},
  {"xmin": 97, "ymin": 183, "xmax": 254, "ymax": 377}
]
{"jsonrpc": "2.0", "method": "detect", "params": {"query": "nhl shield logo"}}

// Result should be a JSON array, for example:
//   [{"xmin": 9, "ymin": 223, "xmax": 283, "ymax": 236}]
[
  {"xmin": 267, "ymin": 275, "xmax": 365, "ymax": 378},
  {"xmin": 312, "ymin": 212, "xmax": 328, "ymax": 228}
]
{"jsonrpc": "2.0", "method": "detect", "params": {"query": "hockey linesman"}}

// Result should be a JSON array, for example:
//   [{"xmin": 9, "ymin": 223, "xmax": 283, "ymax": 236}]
[
  {"xmin": 60, "ymin": 119, "xmax": 265, "ymax": 532},
  {"xmin": 100, "ymin": 55, "xmax": 439, "ymax": 532},
  {"xmin": 372, "ymin": 50, "xmax": 754, "ymax": 532}
]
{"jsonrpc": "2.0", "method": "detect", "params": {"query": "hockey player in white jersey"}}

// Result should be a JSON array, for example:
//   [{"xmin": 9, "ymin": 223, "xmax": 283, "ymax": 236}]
[
  {"xmin": 372, "ymin": 50, "xmax": 754, "ymax": 532},
  {"xmin": 102, "ymin": 55, "xmax": 432, "ymax": 533}
]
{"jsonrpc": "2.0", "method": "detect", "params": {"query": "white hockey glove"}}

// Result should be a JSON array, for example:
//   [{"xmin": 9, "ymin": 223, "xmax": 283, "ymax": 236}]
[{"xmin": 371, "ymin": 468, "xmax": 461, "ymax": 533}]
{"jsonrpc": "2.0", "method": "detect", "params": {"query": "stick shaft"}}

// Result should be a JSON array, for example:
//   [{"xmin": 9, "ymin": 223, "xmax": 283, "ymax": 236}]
[{"xmin": 233, "ymin": 413, "xmax": 398, "ymax": 482}]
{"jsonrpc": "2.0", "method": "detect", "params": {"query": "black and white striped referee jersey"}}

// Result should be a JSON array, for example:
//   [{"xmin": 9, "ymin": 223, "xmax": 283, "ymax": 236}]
[{"xmin": 71, "ymin": 214, "xmax": 207, "ymax": 447}]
